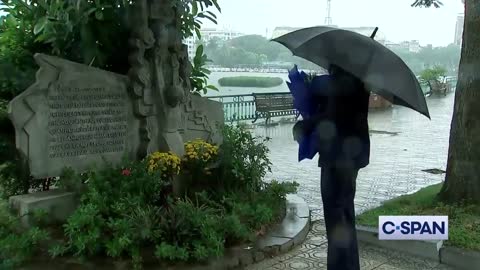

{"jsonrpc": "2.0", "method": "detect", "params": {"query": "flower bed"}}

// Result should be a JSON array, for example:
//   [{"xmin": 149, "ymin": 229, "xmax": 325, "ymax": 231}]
[{"xmin": 0, "ymin": 125, "xmax": 298, "ymax": 269}]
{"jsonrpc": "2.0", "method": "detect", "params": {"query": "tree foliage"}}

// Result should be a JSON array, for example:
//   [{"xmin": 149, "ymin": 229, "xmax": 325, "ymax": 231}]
[
  {"xmin": 419, "ymin": 65, "xmax": 447, "ymax": 93},
  {"xmin": 0, "ymin": 0, "xmax": 220, "ymax": 98},
  {"xmin": 390, "ymin": 45, "xmax": 460, "ymax": 75},
  {"xmin": 190, "ymin": 44, "xmax": 218, "ymax": 95},
  {"xmin": 419, "ymin": 66, "xmax": 447, "ymax": 84},
  {"xmin": 202, "ymin": 34, "xmax": 460, "ymax": 74},
  {"xmin": 0, "ymin": 0, "xmax": 221, "ymax": 196},
  {"xmin": 204, "ymin": 35, "xmax": 320, "ymax": 70}
]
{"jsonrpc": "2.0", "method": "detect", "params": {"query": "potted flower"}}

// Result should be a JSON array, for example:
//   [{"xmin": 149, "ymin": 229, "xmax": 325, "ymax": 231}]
[
  {"xmin": 146, "ymin": 151, "xmax": 181, "ymax": 201},
  {"xmin": 180, "ymin": 139, "xmax": 220, "ymax": 194}
]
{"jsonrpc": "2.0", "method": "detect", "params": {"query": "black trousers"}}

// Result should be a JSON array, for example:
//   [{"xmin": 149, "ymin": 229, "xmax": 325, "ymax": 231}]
[{"xmin": 321, "ymin": 166, "xmax": 360, "ymax": 270}]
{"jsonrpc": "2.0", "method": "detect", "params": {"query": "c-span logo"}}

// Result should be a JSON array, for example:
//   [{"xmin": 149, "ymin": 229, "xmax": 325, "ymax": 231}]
[{"xmin": 379, "ymin": 216, "xmax": 448, "ymax": 240}]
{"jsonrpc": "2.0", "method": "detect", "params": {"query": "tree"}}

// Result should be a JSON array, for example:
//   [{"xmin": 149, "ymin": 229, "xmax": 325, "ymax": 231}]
[
  {"xmin": 419, "ymin": 66, "xmax": 447, "ymax": 94},
  {"xmin": 439, "ymin": 0, "xmax": 480, "ymax": 203},
  {"xmin": 415, "ymin": 0, "xmax": 480, "ymax": 203},
  {"xmin": 205, "ymin": 37, "xmax": 221, "ymax": 53},
  {"xmin": 228, "ymin": 34, "xmax": 289, "ymax": 62}
]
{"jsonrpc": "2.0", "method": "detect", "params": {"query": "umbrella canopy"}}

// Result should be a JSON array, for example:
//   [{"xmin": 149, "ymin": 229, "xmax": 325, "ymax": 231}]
[{"xmin": 273, "ymin": 26, "xmax": 430, "ymax": 119}]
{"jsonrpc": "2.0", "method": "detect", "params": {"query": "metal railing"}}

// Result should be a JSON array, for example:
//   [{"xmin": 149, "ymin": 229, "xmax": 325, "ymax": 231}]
[
  {"xmin": 207, "ymin": 94, "xmax": 256, "ymax": 122},
  {"xmin": 207, "ymin": 76, "xmax": 458, "ymax": 123}
]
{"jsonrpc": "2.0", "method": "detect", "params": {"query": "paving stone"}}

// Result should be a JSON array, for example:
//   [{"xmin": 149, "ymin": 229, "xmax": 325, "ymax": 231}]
[
  {"xmin": 385, "ymin": 253, "xmax": 441, "ymax": 270},
  {"xmin": 271, "ymin": 257, "xmax": 326, "ymax": 270}
]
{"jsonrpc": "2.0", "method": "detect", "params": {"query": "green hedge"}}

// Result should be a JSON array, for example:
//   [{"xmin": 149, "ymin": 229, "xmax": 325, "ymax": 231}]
[{"xmin": 218, "ymin": 76, "xmax": 283, "ymax": 88}]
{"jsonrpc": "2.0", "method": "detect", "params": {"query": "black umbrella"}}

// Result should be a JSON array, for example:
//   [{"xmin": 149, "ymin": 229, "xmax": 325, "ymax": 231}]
[{"xmin": 272, "ymin": 26, "xmax": 430, "ymax": 119}]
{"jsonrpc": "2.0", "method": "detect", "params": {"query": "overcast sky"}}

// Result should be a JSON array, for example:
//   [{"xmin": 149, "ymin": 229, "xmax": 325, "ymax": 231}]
[
  {"xmin": 204, "ymin": 0, "xmax": 465, "ymax": 46},
  {"xmin": 0, "ymin": 0, "xmax": 465, "ymax": 46}
]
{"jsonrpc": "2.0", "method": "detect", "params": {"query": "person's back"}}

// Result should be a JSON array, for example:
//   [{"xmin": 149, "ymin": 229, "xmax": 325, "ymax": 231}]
[
  {"xmin": 310, "ymin": 65, "xmax": 370, "ymax": 270},
  {"xmin": 313, "ymin": 65, "xmax": 370, "ymax": 169}
]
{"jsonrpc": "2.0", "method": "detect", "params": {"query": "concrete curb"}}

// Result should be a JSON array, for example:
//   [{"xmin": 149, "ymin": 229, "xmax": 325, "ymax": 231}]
[
  {"xmin": 356, "ymin": 225, "xmax": 480, "ymax": 270},
  {"xmin": 440, "ymin": 246, "xmax": 480, "ymax": 270},
  {"xmin": 21, "ymin": 194, "xmax": 311, "ymax": 270},
  {"xmin": 356, "ymin": 225, "xmax": 442, "ymax": 261},
  {"xmin": 9, "ymin": 190, "xmax": 77, "ymax": 227}
]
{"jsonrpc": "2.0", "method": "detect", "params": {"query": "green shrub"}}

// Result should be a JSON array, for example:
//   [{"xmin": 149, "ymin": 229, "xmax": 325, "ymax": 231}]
[
  {"xmin": 218, "ymin": 76, "xmax": 283, "ymax": 88},
  {"xmin": 0, "ymin": 201, "xmax": 50, "ymax": 269},
  {"xmin": 1, "ymin": 125, "xmax": 299, "ymax": 269},
  {"xmin": 218, "ymin": 124, "xmax": 272, "ymax": 193},
  {"xmin": 0, "ymin": 99, "xmax": 15, "ymax": 165},
  {"xmin": 156, "ymin": 197, "xmax": 224, "ymax": 261}
]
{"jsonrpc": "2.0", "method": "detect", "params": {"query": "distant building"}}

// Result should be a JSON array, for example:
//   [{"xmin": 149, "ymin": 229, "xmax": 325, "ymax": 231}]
[
  {"xmin": 271, "ymin": 26, "xmax": 386, "ymax": 44},
  {"xmin": 184, "ymin": 37, "xmax": 198, "ymax": 59},
  {"xmin": 200, "ymin": 28, "xmax": 243, "ymax": 43},
  {"xmin": 385, "ymin": 40, "xmax": 421, "ymax": 53},
  {"xmin": 454, "ymin": 13, "xmax": 464, "ymax": 46},
  {"xmin": 184, "ymin": 28, "xmax": 243, "ymax": 58}
]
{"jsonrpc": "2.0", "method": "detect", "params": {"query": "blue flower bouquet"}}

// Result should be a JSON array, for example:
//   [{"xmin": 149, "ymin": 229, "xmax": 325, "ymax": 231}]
[{"xmin": 287, "ymin": 65, "xmax": 330, "ymax": 162}]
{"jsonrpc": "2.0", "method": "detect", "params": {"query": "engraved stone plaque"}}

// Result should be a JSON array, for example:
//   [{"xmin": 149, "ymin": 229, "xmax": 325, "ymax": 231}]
[{"xmin": 8, "ymin": 54, "xmax": 141, "ymax": 178}]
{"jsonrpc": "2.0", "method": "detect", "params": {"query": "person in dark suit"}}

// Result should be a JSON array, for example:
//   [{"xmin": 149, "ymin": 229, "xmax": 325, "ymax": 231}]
[{"xmin": 293, "ymin": 64, "xmax": 370, "ymax": 270}]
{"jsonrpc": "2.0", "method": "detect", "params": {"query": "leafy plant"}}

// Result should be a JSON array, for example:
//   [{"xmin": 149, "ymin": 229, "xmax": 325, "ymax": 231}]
[
  {"xmin": 262, "ymin": 180, "xmax": 300, "ymax": 201},
  {"xmin": 56, "ymin": 160, "xmax": 168, "ymax": 263},
  {"xmin": 175, "ymin": 0, "xmax": 221, "ymax": 39},
  {"xmin": 1, "ymin": 145, "xmax": 298, "ymax": 268},
  {"xmin": 0, "ymin": 0, "xmax": 221, "ymax": 98},
  {"xmin": 156, "ymin": 197, "xmax": 224, "ymax": 262},
  {"xmin": 0, "ymin": 201, "xmax": 50, "ymax": 269},
  {"xmin": 419, "ymin": 65, "xmax": 447, "ymax": 93},
  {"xmin": 219, "ymin": 124, "xmax": 272, "ymax": 192},
  {"xmin": 190, "ymin": 45, "xmax": 219, "ymax": 95}
]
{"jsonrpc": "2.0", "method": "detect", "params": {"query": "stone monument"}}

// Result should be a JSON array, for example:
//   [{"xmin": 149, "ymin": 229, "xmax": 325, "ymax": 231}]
[
  {"xmin": 8, "ymin": 54, "xmax": 142, "ymax": 179},
  {"xmin": 7, "ymin": 0, "xmax": 224, "ymax": 223}
]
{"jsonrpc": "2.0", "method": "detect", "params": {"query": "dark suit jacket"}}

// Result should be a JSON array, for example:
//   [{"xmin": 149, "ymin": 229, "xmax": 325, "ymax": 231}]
[{"xmin": 300, "ymin": 73, "xmax": 371, "ymax": 169}]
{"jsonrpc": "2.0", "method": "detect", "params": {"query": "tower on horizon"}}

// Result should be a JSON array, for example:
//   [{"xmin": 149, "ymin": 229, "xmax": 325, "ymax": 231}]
[{"xmin": 324, "ymin": 0, "xmax": 332, "ymax": 25}]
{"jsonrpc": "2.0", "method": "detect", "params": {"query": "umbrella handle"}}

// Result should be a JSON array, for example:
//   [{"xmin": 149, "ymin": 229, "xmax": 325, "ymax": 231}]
[{"xmin": 370, "ymin": 27, "xmax": 379, "ymax": 39}]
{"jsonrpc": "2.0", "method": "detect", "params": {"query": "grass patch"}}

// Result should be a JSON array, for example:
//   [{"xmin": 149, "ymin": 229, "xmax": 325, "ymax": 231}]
[
  {"xmin": 218, "ymin": 76, "xmax": 283, "ymax": 88},
  {"xmin": 357, "ymin": 183, "xmax": 480, "ymax": 251}
]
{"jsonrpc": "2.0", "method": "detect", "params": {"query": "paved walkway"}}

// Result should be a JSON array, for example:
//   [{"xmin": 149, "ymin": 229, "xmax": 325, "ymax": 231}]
[{"xmin": 248, "ymin": 94, "xmax": 456, "ymax": 269}]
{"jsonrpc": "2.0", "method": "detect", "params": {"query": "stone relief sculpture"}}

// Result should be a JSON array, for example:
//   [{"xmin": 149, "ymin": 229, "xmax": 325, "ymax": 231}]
[{"xmin": 128, "ymin": 0, "xmax": 188, "ymax": 157}]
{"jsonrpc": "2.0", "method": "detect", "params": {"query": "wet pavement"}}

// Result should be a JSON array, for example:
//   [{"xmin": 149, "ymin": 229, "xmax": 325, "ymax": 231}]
[{"xmin": 247, "ymin": 94, "xmax": 456, "ymax": 269}]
